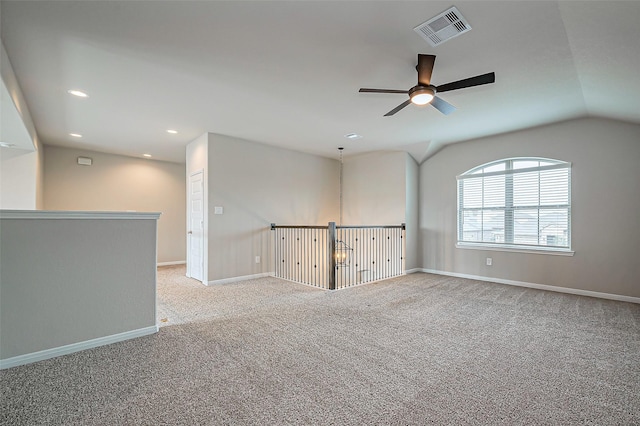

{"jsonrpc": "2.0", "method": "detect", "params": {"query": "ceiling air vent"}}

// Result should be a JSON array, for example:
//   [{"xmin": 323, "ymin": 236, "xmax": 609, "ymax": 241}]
[{"xmin": 414, "ymin": 7, "xmax": 471, "ymax": 47}]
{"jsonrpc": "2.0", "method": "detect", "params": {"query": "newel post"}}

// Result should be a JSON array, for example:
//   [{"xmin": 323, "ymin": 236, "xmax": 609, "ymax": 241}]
[{"xmin": 328, "ymin": 222, "xmax": 336, "ymax": 290}]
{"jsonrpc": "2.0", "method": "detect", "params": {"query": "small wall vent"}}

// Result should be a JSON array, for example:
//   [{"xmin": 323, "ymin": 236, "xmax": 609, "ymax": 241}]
[
  {"xmin": 414, "ymin": 7, "xmax": 471, "ymax": 47},
  {"xmin": 77, "ymin": 156, "xmax": 93, "ymax": 166}
]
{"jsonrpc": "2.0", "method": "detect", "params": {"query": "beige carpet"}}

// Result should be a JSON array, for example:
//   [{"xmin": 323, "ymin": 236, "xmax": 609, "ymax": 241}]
[
  {"xmin": 156, "ymin": 265, "xmax": 324, "ymax": 327},
  {"xmin": 2, "ymin": 266, "xmax": 639, "ymax": 425}
]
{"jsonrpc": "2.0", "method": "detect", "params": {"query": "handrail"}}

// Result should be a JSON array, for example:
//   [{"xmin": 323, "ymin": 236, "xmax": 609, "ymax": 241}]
[
  {"xmin": 270, "ymin": 223, "xmax": 328, "ymax": 230},
  {"xmin": 337, "ymin": 224, "xmax": 405, "ymax": 230},
  {"xmin": 271, "ymin": 223, "xmax": 405, "ymax": 230}
]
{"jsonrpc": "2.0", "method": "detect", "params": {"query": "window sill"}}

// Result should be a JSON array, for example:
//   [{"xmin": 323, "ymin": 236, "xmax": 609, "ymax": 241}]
[{"xmin": 456, "ymin": 243, "xmax": 575, "ymax": 256}]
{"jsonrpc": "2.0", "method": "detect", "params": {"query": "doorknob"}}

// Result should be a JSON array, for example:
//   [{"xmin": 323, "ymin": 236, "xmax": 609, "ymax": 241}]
[{"xmin": 188, "ymin": 231, "xmax": 193, "ymax": 234}]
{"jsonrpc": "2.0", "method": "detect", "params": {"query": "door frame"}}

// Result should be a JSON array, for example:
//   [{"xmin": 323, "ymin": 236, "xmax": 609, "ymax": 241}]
[{"xmin": 187, "ymin": 169, "xmax": 205, "ymax": 284}]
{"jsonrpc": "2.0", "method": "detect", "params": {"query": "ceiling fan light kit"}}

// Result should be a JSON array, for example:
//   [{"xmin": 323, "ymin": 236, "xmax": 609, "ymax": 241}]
[
  {"xmin": 359, "ymin": 54, "xmax": 495, "ymax": 116},
  {"xmin": 409, "ymin": 86, "xmax": 435, "ymax": 105}
]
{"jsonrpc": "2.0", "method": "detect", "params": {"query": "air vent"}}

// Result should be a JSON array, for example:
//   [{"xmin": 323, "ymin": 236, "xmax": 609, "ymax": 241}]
[{"xmin": 414, "ymin": 7, "xmax": 472, "ymax": 47}]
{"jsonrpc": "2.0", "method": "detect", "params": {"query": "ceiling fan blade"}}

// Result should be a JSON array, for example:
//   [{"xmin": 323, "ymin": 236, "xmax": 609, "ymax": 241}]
[
  {"xmin": 436, "ymin": 72, "xmax": 495, "ymax": 93},
  {"xmin": 359, "ymin": 88, "xmax": 408, "ymax": 94},
  {"xmin": 384, "ymin": 99, "xmax": 412, "ymax": 116},
  {"xmin": 431, "ymin": 96, "xmax": 456, "ymax": 115},
  {"xmin": 417, "ymin": 54, "xmax": 436, "ymax": 86}
]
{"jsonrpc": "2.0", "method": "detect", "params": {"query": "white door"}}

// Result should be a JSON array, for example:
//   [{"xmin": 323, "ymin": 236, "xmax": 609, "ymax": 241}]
[{"xmin": 187, "ymin": 171, "xmax": 204, "ymax": 282}]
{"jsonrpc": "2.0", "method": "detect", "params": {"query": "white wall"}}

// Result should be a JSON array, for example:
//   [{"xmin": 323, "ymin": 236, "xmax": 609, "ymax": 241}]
[
  {"xmin": 419, "ymin": 117, "xmax": 640, "ymax": 298},
  {"xmin": 0, "ymin": 41, "xmax": 38, "ymax": 151},
  {"xmin": 0, "ymin": 41, "xmax": 43, "ymax": 209},
  {"xmin": 43, "ymin": 146, "xmax": 186, "ymax": 264},
  {"xmin": 205, "ymin": 133, "xmax": 340, "ymax": 282},
  {"xmin": 0, "ymin": 148, "xmax": 38, "ymax": 209}
]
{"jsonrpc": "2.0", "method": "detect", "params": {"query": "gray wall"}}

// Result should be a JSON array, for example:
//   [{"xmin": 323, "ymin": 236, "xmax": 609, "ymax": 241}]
[
  {"xmin": 405, "ymin": 154, "xmax": 419, "ymax": 271},
  {"xmin": 419, "ymin": 117, "xmax": 640, "ymax": 298},
  {"xmin": 0, "ymin": 212, "xmax": 158, "ymax": 361},
  {"xmin": 187, "ymin": 135, "xmax": 421, "ymax": 283},
  {"xmin": 342, "ymin": 151, "xmax": 407, "ymax": 225},
  {"xmin": 342, "ymin": 151, "xmax": 419, "ymax": 271},
  {"xmin": 43, "ymin": 146, "xmax": 186, "ymax": 264},
  {"xmin": 206, "ymin": 133, "xmax": 340, "ymax": 282}
]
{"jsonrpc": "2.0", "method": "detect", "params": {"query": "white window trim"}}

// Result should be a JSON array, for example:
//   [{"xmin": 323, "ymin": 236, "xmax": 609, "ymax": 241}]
[
  {"xmin": 456, "ymin": 242, "xmax": 575, "ymax": 256},
  {"xmin": 456, "ymin": 162, "xmax": 570, "ymax": 180}
]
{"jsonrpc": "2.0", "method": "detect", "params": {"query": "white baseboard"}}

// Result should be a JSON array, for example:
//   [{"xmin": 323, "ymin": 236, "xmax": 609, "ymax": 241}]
[
  {"xmin": 419, "ymin": 269, "xmax": 640, "ymax": 304},
  {"xmin": 0, "ymin": 325, "xmax": 159, "ymax": 370},
  {"xmin": 405, "ymin": 268, "xmax": 422, "ymax": 275},
  {"xmin": 157, "ymin": 260, "xmax": 186, "ymax": 267},
  {"xmin": 207, "ymin": 272, "xmax": 273, "ymax": 286}
]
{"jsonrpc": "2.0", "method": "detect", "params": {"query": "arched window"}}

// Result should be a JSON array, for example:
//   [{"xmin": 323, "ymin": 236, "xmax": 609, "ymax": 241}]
[{"xmin": 457, "ymin": 158, "xmax": 571, "ymax": 252}]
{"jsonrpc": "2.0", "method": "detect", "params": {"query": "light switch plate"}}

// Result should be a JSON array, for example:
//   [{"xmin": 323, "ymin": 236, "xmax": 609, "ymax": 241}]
[{"xmin": 214, "ymin": 206, "xmax": 223, "ymax": 215}]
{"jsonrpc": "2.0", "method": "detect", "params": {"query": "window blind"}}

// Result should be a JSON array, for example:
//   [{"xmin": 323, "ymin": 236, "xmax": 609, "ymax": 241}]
[{"xmin": 457, "ymin": 158, "xmax": 571, "ymax": 250}]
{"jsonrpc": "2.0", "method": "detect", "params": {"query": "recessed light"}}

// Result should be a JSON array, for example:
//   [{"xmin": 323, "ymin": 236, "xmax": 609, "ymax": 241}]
[
  {"xmin": 344, "ymin": 133, "xmax": 362, "ymax": 140},
  {"xmin": 143, "ymin": 154, "xmax": 152, "ymax": 158},
  {"xmin": 69, "ymin": 133, "xmax": 83, "ymax": 138},
  {"xmin": 67, "ymin": 89, "xmax": 89, "ymax": 98},
  {"xmin": 166, "ymin": 129, "xmax": 178, "ymax": 134}
]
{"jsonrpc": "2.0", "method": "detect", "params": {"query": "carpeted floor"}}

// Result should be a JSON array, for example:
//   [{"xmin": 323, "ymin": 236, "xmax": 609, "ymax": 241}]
[{"xmin": 2, "ymin": 266, "xmax": 639, "ymax": 425}]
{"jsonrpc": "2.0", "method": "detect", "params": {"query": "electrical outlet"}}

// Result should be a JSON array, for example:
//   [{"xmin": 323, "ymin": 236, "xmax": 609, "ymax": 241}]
[
  {"xmin": 486, "ymin": 257, "xmax": 492, "ymax": 266},
  {"xmin": 255, "ymin": 256, "xmax": 260, "ymax": 264}
]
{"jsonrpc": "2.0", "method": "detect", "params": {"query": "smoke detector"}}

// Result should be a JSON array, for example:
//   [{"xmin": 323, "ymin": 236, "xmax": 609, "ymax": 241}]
[{"xmin": 414, "ymin": 7, "xmax": 471, "ymax": 47}]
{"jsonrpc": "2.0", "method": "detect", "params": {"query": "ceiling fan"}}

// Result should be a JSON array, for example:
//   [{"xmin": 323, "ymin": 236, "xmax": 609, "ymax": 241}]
[{"xmin": 359, "ymin": 54, "xmax": 495, "ymax": 116}]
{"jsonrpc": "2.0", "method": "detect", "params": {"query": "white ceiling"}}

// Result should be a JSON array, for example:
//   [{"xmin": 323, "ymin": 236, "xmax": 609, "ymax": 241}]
[{"xmin": 1, "ymin": 1, "xmax": 639, "ymax": 163}]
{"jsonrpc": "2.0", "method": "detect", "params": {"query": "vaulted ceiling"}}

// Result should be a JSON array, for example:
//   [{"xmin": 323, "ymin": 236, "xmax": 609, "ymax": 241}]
[{"xmin": 1, "ymin": 1, "xmax": 639, "ymax": 163}]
